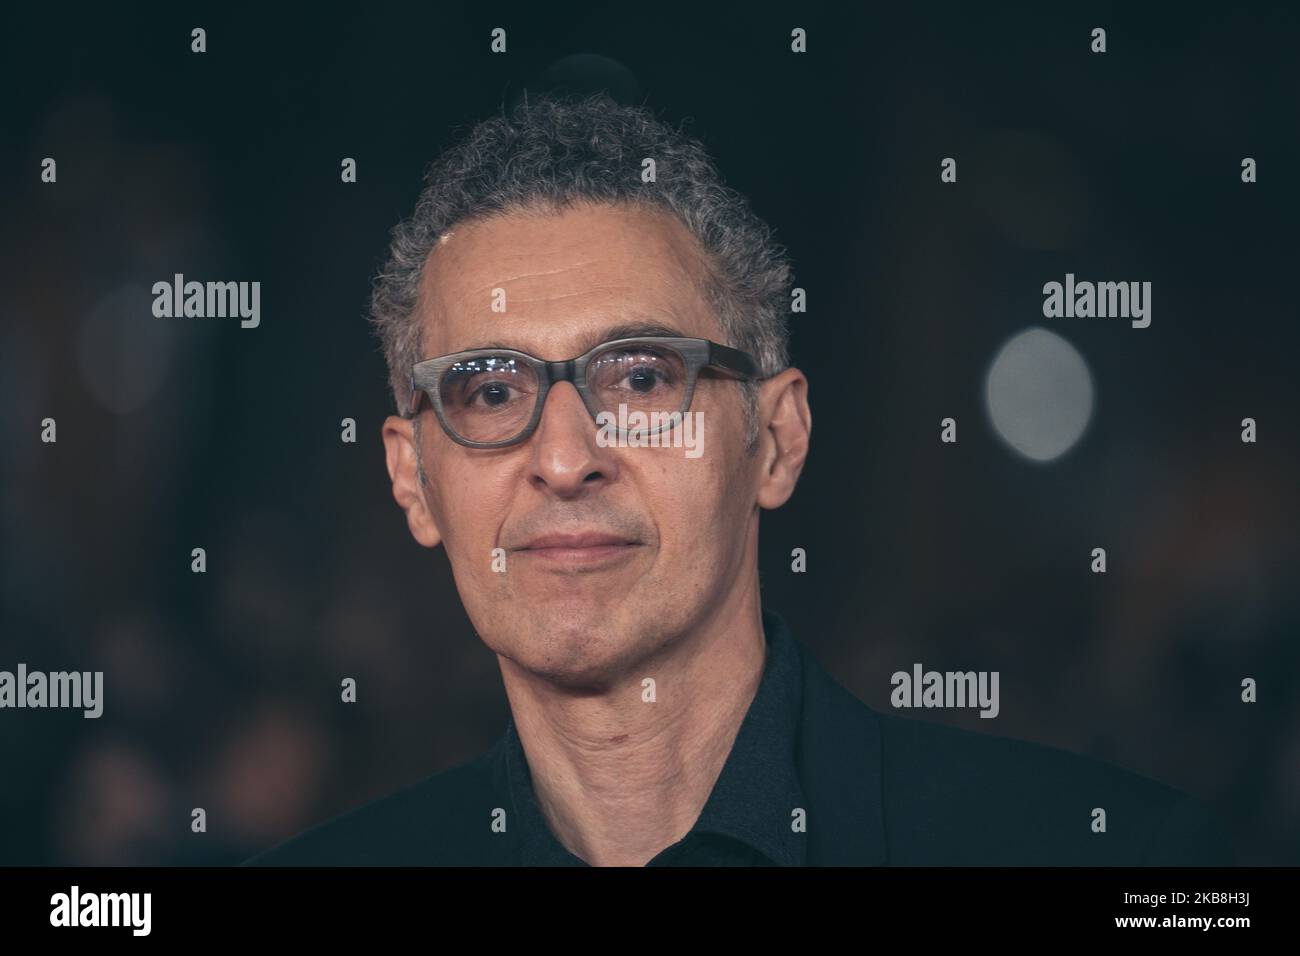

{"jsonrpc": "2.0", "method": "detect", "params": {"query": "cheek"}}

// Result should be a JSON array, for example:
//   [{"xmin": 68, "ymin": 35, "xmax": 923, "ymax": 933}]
[
  {"xmin": 426, "ymin": 460, "xmax": 511, "ymax": 564},
  {"xmin": 639, "ymin": 449, "xmax": 739, "ymax": 560}
]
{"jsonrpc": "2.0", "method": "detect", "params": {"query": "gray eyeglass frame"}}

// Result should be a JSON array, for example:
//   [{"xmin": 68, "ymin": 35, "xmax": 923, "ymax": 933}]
[{"xmin": 404, "ymin": 335, "xmax": 760, "ymax": 449}]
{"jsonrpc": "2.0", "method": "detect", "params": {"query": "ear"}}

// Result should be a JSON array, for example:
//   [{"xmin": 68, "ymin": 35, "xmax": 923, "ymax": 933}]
[
  {"xmin": 755, "ymin": 368, "xmax": 811, "ymax": 510},
  {"xmin": 381, "ymin": 414, "xmax": 443, "ymax": 548}
]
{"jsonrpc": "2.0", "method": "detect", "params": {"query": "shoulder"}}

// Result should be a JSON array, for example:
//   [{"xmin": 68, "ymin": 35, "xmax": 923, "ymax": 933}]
[
  {"xmin": 871, "ymin": 709, "xmax": 1234, "ymax": 865},
  {"xmin": 241, "ymin": 750, "xmax": 497, "ymax": 866}
]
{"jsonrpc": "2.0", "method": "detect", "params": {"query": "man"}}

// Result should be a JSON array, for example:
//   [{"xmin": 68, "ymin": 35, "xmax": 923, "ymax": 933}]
[{"xmin": 247, "ymin": 93, "xmax": 1232, "ymax": 866}]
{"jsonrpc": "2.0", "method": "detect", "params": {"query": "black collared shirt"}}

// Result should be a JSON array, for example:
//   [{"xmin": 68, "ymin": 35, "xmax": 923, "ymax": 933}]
[
  {"xmin": 246, "ymin": 607, "xmax": 1235, "ymax": 867},
  {"xmin": 499, "ymin": 608, "xmax": 806, "ymax": 866}
]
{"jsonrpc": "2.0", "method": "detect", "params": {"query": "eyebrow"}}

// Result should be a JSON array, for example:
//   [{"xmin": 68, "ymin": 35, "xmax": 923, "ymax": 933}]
[{"xmin": 464, "ymin": 321, "xmax": 689, "ymax": 356}]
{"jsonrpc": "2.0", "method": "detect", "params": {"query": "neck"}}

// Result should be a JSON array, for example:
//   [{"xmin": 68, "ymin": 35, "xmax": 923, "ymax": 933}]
[{"xmin": 498, "ymin": 582, "xmax": 766, "ymax": 866}]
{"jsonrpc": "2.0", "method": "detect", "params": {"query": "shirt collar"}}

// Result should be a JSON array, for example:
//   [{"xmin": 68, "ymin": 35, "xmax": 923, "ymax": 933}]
[{"xmin": 487, "ymin": 608, "xmax": 807, "ymax": 866}]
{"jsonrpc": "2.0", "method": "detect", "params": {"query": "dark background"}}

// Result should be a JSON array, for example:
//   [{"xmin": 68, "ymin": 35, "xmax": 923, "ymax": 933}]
[{"xmin": 1, "ymin": 1, "xmax": 1297, "ymax": 865}]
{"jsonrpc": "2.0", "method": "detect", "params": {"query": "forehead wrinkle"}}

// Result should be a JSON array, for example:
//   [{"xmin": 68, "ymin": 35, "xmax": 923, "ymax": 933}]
[
  {"xmin": 496, "ymin": 286, "xmax": 639, "ymax": 306},
  {"xmin": 456, "ymin": 253, "xmax": 648, "ymax": 303},
  {"xmin": 495, "ymin": 260, "xmax": 607, "ymax": 281},
  {"xmin": 457, "ymin": 278, "xmax": 623, "ymax": 310}
]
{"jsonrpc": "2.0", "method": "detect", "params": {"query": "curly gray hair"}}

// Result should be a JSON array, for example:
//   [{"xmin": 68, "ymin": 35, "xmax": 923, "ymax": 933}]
[{"xmin": 369, "ymin": 92, "xmax": 792, "ymax": 452}]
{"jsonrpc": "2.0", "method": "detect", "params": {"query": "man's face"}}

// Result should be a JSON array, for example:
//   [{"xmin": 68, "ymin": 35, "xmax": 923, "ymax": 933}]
[{"xmin": 387, "ymin": 202, "xmax": 771, "ymax": 689}]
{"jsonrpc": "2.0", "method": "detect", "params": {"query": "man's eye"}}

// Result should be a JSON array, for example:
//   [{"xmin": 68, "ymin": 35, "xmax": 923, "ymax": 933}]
[
  {"xmin": 624, "ymin": 365, "xmax": 664, "ymax": 392},
  {"xmin": 598, "ymin": 352, "xmax": 678, "ymax": 392},
  {"xmin": 467, "ymin": 379, "xmax": 523, "ymax": 408}
]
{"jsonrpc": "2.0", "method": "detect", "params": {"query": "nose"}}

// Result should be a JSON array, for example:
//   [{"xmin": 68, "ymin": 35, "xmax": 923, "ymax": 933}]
[{"xmin": 526, "ymin": 381, "xmax": 618, "ymax": 498}]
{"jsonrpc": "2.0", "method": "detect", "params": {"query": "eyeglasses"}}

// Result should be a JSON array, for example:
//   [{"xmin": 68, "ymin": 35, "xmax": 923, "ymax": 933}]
[{"xmin": 405, "ymin": 335, "xmax": 759, "ymax": 448}]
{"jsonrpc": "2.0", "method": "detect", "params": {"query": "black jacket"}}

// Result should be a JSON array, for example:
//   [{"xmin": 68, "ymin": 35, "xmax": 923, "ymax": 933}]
[{"xmin": 246, "ymin": 610, "xmax": 1234, "ymax": 866}]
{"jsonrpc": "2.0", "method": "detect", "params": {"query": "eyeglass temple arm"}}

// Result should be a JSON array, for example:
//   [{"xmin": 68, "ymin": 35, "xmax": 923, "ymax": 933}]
[
  {"xmin": 707, "ymin": 342, "xmax": 760, "ymax": 380},
  {"xmin": 403, "ymin": 382, "xmax": 424, "ymax": 419}
]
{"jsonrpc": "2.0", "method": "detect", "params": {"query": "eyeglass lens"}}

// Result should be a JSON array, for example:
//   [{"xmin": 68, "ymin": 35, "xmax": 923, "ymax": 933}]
[{"xmin": 437, "ymin": 341, "xmax": 689, "ymax": 444}]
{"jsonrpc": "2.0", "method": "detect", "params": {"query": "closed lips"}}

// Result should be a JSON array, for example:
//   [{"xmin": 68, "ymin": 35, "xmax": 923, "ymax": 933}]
[{"xmin": 517, "ymin": 533, "xmax": 638, "ymax": 550}]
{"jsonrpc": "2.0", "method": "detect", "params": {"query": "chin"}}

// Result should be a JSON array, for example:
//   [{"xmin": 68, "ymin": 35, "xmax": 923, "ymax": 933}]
[{"xmin": 497, "ymin": 609, "xmax": 649, "ymax": 690}]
